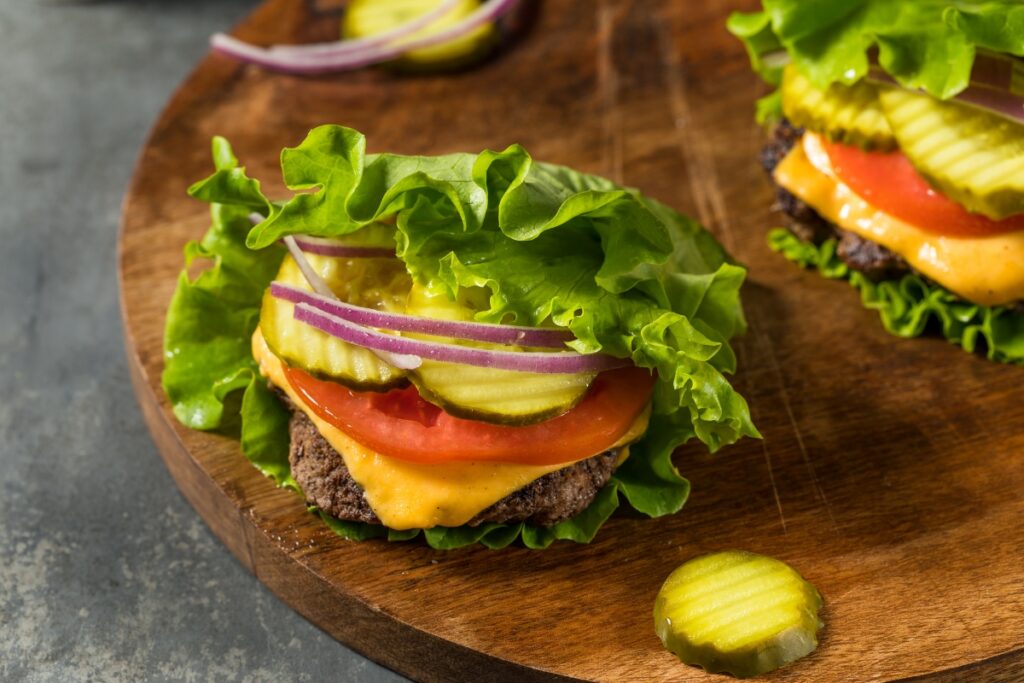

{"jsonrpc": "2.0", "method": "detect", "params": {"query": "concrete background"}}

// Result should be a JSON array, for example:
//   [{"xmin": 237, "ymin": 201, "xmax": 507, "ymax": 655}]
[{"xmin": 0, "ymin": 1, "xmax": 405, "ymax": 680}]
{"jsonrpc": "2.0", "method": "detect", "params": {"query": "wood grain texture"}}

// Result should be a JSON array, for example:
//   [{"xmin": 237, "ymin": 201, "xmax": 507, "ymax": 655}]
[{"xmin": 118, "ymin": 1, "xmax": 1024, "ymax": 680}]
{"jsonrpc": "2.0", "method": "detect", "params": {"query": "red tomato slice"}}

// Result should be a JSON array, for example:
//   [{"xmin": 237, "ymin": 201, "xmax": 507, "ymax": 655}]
[
  {"xmin": 285, "ymin": 365, "xmax": 655, "ymax": 466},
  {"xmin": 823, "ymin": 139, "xmax": 1024, "ymax": 237}
]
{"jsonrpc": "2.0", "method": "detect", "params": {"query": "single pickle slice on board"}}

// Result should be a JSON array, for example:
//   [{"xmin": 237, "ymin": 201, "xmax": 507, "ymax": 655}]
[
  {"xmin": 654, "ymin": 550, "xmax": 824, "ymax": 678},
  {"xmin": 880, "ymin": 88, "xmax": 1024, "ymax": 220},
  {"xmin": 781, "ymin": 64, "xmax": 895, "ymax": 152}
]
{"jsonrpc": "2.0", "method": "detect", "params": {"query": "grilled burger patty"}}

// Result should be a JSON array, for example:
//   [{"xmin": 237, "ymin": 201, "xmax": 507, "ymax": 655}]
[
  {"xmin": 761, "ymin": 121, "xmax": 911, "ymax": 282},
  {"xmin": 288, "ymin": 410, "xmax": 621, "ymax": 528}
]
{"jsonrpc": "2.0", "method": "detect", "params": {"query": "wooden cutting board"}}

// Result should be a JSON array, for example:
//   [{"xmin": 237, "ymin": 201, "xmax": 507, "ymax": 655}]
[{"xmin": 118, "ymin": 1, "xmax": 1024, "ymax": 680}]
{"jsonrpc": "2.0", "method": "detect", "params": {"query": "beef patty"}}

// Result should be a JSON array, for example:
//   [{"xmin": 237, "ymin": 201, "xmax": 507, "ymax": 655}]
[
  {"xmin": 762, "ymin": 121, "xmax": 911, "ymax": 281},
  {"xmin": 287, "ymin": 410, "xmax": 621, "ymax": 528}
]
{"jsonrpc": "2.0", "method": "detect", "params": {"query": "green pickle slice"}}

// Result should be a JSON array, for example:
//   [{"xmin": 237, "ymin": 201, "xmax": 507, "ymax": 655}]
[
  {"xmin": 654, "ymin": 551, "xmax": 824, "ymax": 678},
  {"xmin": 403, "ymin": 284, "xmax": 595, "ymax": 425},
  {"xmin": 260, "ymin": 253, "xmax": 412, "ymax": 391},
  {"xmin": 342, "ymin": 0, "xmax": 497, "ymax": 72},
  {"xmin": 781, "ymin": 64, "xmax": 896, "ymax": 151},
  {"xmin": 880, "ymin": 88, "xmax": 1024, "ymax": 220}
]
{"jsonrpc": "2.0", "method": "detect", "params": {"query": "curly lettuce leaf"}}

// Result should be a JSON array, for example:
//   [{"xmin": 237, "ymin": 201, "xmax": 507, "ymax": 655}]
[
  {"xmin": 162, "ymin": 142, "xmax": 292, "ymax": 486},
  {"xmin": 165, "ymin": 129, "xmax": 760, "ymax": 549},
  {"xmin": 769, "ymin": 229, "xmax": 1024, "ymax": 363},
  {"xmin": 728, "ymin": 1, "xmax": 1024, "ymax": 121}
]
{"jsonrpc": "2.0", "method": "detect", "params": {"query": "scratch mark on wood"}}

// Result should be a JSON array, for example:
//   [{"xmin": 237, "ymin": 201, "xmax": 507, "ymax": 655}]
[
  {"xmin": 762, "ymin": 442, "xmax": 788, "ymax": 533},
  {"xmin": 596, "ymin": 0, "xmax": 624, "ymax": 184},
  {"xmin": 652, "ymin": 16, "xmax": 736, "ymax": 252},
  {"xmin": 750, "ymin": 308, "xmax": 839, "ymax": 532}
]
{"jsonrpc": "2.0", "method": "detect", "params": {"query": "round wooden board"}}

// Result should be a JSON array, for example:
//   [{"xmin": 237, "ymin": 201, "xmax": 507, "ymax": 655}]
[{"xmin": 119, "ymin": 1, "xmax": 1024, "ymax": 681}]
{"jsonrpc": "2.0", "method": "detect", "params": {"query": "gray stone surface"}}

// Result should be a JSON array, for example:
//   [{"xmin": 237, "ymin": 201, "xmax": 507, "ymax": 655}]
[{"xmin": 0, "ymin": 2, "xmax": 406, "ymax": 680}]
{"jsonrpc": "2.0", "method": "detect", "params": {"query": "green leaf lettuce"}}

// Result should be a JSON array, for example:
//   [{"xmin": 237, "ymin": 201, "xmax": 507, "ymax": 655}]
[
  {"xmin": 769, "ymin": 229, "xmax": 1024, "ymax": 364},
  {"xmin": 163, "ymin": 128, "xmax": 760, "ymax": 550},
  {"xmin": 727, "ymin": 1, "xmax": 1024, "ymax": 122}
]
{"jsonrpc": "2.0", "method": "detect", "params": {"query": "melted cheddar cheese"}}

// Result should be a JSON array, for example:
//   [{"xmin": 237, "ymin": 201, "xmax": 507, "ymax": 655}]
[
  {"xmin": 774, "ymin": 133, "xmax": 1024, "ymax": 307},
  {"xmin": 252, "ymin": 330, "xmax": 649, "ymax": 530}
]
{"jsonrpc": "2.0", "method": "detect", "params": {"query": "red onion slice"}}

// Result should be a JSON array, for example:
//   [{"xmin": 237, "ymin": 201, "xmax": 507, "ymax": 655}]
[
  {"xmin": 933, "ymin": 83, "xmax": 1024, "ymax": 123},
  {"xmin": 867, "ymin": 65, "xmax": 1024, "ymax": 124},
  {"xmin": 291, "ymin": 235, "xmax": 395, "ymax": 259},
  {"xmin": 210, "ymin": 0, "xmax": 520, "ymax": 74},
  {"xmin": 294, "ymin": 304, "xmax": 628, "ymax": 374},
  {"xmin": 271, "ymin": 281, "xmax": 574, "ymax": 348}
]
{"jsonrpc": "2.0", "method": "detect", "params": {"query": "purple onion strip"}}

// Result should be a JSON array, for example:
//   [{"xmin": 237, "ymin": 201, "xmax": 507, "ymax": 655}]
[
  {"xmin": 293, "ymin": 304, "xmax": 626, "ymax": 374},
  {"xmin": 866, "ymin": 67, "xmax": 1024, "ymax": 124},
  {"xmin": 272, "ymin": 281, "xmax": 573, "ymax": 348},
  {"xmin": 953, "ymin": 85, "xmax": 1024, "ymax": 123},
  {"xmin": 291, "ymin": 236, "xmax": 394, "ymax": 258}
]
